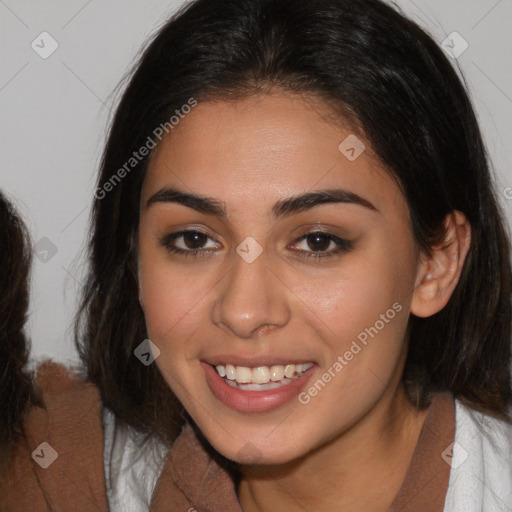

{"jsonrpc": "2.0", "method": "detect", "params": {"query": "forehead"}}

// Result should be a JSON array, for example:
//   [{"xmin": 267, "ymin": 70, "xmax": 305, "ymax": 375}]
[{"xmin": 141, "ymin": 92, "xmax": 405, "ymax": 218}]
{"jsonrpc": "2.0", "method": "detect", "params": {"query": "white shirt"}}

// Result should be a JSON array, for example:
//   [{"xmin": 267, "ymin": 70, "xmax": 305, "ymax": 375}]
[
  {"xmin": 444, "ymin": 400, "xmax": 512, "ymax": 511},
  {"xmin": 102, "ymin": 407, "xmax": 170, "ymax": 511}
]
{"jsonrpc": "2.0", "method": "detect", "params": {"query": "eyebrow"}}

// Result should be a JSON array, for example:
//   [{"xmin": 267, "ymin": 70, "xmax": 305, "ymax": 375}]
[{"xmin": 145, "ymin": 186, "xmax": 378, "ymax": 218}]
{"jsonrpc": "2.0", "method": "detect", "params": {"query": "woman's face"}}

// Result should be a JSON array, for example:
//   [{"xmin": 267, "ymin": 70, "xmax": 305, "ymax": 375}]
[{"xmin": 138, "ymin": 91, "xmax": 422, "ymax": 464}]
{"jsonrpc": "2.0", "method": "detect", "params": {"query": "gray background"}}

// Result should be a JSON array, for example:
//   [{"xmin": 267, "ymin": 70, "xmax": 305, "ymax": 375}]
[{"xmin": 1, "ymin": 0, "xmax": 511, "ymax": 365}]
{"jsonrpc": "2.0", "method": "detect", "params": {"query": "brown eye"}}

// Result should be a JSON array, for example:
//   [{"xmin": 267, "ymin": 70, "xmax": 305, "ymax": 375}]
[
  {"xmin": 291, "ymin": 230, "xmax": 354, "ymax": 260},
  {"xmin": 160, "ymin": 229, "xmax": 220, "ymax": 257},
  {"xmin": 182, "ymin": 230, "xmax": 208, "ymax": 249},
  {"xmin": 305, "ymin": 232, "xmax": 332, "ymax": 252}
]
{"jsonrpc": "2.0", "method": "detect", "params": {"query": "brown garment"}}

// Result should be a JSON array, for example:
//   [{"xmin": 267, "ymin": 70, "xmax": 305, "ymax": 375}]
[{"xmin": 0, "ymin": 361, "xmax": 455, "ymax": 511}]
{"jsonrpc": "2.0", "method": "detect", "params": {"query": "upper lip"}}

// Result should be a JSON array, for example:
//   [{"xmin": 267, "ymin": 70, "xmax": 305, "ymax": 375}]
[{"xmin": 202, "ymin": 356, "xmax": 315, "ymax": 367}]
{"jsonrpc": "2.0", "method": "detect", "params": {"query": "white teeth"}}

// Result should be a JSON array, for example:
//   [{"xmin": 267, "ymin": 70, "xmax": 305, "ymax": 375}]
[
  {"xmin": 284, "ymin": 364, "xmax": 295, "ymax": 378},
  {"xmin": 214, "ymin": 362, "xmax": 314, "ymax": 386},
  {"xmin": 270, "ymin": 365, "xmax": 285, "ymax": 381},
  {"xmin": 225, "ymin": 364, "xmax": 236, "ymax": 380},
  {"xmin": 252, "ymin": 366, "xmax": 270, "ymax": 384},
  {"xmin": 235, "ymin": 366, "xmax": 252, "ymax": 383},
  {"xmin": 225, "ymin": 378, "xmax": 294, "ymax": 391}
]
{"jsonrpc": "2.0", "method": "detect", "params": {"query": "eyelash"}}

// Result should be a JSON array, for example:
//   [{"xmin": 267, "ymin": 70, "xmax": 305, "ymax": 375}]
[{"xmin": 159, "ymin": 229, "xmax": 353, "ymax": 261}]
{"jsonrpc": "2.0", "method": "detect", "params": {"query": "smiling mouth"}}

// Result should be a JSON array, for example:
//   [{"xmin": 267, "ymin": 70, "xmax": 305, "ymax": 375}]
[{"xmin": 213, "ymin": 363, "xmax": 314, "ymax": 391}]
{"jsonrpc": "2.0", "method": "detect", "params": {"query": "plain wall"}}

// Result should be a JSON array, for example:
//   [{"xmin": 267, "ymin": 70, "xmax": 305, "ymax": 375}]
[{"xmin": 1, "ymin": 0, "xmax": 511, "ymax": 365}]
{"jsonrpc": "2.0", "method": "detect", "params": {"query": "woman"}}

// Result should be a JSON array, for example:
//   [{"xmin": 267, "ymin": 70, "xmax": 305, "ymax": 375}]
[{"xmin": 2, "ymin": 0, "xmax": 511, "ymax": 510}]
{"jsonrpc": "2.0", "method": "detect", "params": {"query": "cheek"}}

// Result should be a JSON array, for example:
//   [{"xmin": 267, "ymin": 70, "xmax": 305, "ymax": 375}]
[
  {"xmin": 137, "ymin": 257, "xmax": 212, "ymax": 398},
  {"xmin": 137, "ymin": 245, "xmax": 208, "ymax": 346},
  {"xmin": 283, "ymin": 246, "xmax": 412, "ymax": 402},
  {"xmin": 290, "ymin": 274, "xmax": 408, "ymax": 422},
  {"xmin": 287, "ymin": 254, "xmax": 408, "ymax": 340}
]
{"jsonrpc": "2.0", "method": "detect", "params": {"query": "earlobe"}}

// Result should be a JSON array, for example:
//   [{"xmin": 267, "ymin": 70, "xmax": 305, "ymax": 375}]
[{"xmin": 411, "ymin": 210, "xmax": 471, "ymax": 318}]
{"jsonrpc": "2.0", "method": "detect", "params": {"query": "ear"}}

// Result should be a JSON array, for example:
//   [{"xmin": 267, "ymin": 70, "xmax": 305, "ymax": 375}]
[{"xmin": 411, "ymin": 210, "xmax": 471, "ymax": 318}]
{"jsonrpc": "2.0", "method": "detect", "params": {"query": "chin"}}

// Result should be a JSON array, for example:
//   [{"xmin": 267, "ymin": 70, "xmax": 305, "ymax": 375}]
[{"xmin": 201, "ymin": 426, "xmax": 311, "ymax": 466}]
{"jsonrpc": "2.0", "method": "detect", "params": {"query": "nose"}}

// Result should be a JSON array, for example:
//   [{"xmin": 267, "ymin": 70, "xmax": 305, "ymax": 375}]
[{"xmin": 211, "ymin": 249, "xmax": 291, "ymax": 339}]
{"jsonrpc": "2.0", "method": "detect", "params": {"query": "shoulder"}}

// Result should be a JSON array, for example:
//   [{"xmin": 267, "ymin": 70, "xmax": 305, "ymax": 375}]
[
  {"xmin": 0, "ymin": 359, "xmax": 109, "ymax": 512},
  {"xmin": 444, "ymin": 399, "xmax": 512, "ymax": 511}
]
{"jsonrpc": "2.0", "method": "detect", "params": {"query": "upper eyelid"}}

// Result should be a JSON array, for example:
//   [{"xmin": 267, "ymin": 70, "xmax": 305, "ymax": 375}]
[
  {"xmin": 167, "ymin": 229, "xmax": 221, "ymax": 245},
  {"xmin": 166, "ymin": 228, "xmax": 348, "ymax": 250}
]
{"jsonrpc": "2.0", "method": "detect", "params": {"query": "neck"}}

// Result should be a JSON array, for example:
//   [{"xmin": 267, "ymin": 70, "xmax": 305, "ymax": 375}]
[{"xmin": 236, "ymin": 382, "xmax": 428, "ymax": 512}]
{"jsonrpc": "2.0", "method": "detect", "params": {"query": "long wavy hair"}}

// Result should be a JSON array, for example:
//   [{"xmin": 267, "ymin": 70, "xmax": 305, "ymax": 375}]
[
  {"xmin": 0, "ymin": 192, "xmax": 41, "ymax": 465},
  {"xmin": 75, "ymin": 0, "xmax": 512, "ymax": 446}
]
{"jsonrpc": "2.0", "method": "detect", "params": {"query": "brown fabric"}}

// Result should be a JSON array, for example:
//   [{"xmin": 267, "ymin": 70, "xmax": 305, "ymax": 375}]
[
  {"xmin": 0, "ymin": 361, "xmax": 109, "ymax": 512},
  {"xmin": 150, "ymin": 423, "xmax": 243, "ymax": 511},
  {"xmin": 388, "ymin": 392, "xmax": 455, "ymax": 511},
  {"xmin": 0, "ymin": 362, "xmax": 455, "ymax": 512}
]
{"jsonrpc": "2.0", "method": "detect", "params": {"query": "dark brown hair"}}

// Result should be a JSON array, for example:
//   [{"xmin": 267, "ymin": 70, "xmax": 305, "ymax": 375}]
[
  {"xmin": 0, "ymin": 192, "xmax": 41, "ymax": 464},
  {"xmin": 76, "ymin": 0, "xmax": 512, "ymax": 446}
]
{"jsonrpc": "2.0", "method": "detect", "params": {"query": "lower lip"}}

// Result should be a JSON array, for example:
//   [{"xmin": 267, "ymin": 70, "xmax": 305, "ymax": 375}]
[{"xmin": 201, "ymin": 362, "xmax": 316, "ymax": 413}]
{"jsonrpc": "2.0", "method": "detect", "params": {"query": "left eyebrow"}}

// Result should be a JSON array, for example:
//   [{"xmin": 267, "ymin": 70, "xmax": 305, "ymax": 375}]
[
  {"xmin": 271, "ymin": 189, "xmax": 379, "ymax": 219},
  {"xmin": 145, "ymin": 186, "xmax": 379, "ymax": 218}
]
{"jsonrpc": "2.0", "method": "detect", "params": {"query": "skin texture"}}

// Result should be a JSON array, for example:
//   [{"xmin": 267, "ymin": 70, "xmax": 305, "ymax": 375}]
[{"xmin": 138, "ymin": 91, "xmax": 471, "ymax": 511}]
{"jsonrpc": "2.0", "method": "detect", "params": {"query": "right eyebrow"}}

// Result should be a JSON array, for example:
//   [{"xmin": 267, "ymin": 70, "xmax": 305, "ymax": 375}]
[
  {"xmin": 145, "ymin": 186, "xmax": 379, "ymax": 218},
  {"xmin": 145, "ymin": 187, "xmax": 226, "ymax": 216}
]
